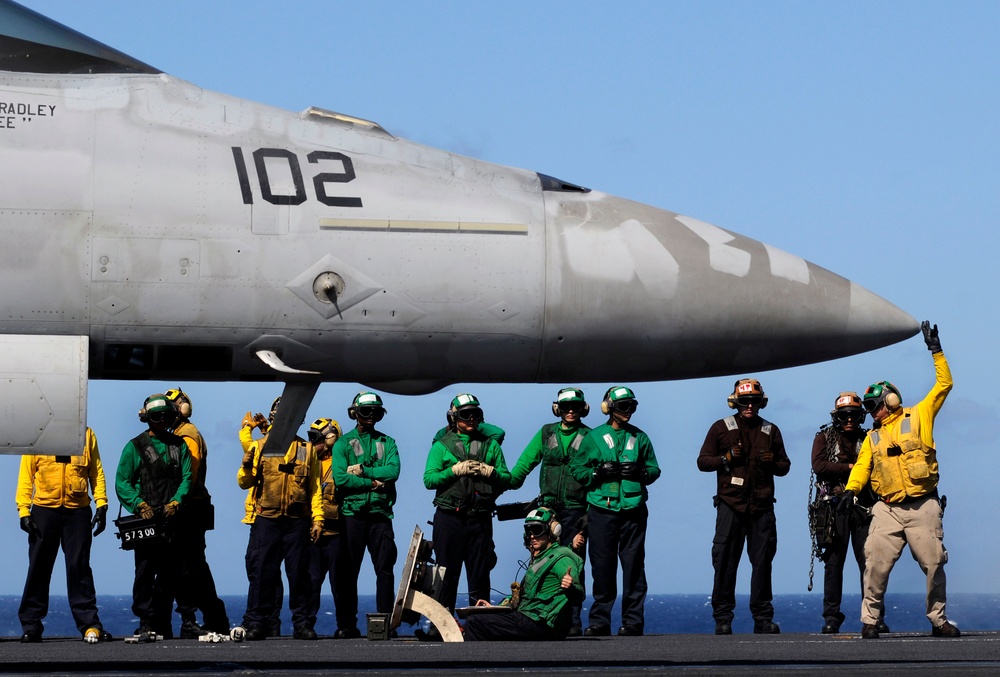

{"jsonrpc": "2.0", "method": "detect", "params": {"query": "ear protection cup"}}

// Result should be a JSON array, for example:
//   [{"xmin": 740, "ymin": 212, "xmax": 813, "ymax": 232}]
[
  {"xmin": 550, "ymin": 518, "xmax": 562, "ymax": 538},
  {"xmin": 348, "ymin": 406, "xmax": 357, "ymax": 420},
  {"xmin": 138, "ymin": 407, "xmax": 148, "ymax": 423},
  {"xmin": 884, "ymin": 391, "xmax": 901, "ymax": 411},
  {"xmin": 727, "ymin": 394, "xmax": 737, "ymax": 410},
  {"xmin": 600, "ymin": 387, "xmax": 613, "ymax": 415}
]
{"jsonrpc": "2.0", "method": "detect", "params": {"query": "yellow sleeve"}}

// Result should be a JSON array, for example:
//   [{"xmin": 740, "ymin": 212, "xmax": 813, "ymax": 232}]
[
  {"xmin": 845, "ymin": 434, "xmax": 873, "ymax": 494},
  {"xmin": 15, "ymin": 454, "xmax": 36, "ymax": 517},
  {"xmin": 87, "ymin": 428, "xmax": 108, "ymax": 509},
  {"xmin": 237, "ymin": 442, "xmax": 262, "ymax": 490},
  {"xmin": 239, "ymin": 425, "xmax": 256, "ymax": 452},
  {"xmin": 309, "ymin": 444, "xmax": 323, "ymax": 522},
  {"xmin": 185, "ymin": 433, "xmax": 202, "ymax": 484}
]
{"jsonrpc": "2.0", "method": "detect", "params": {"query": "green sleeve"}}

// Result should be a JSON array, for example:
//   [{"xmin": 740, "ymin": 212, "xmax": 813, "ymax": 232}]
[
  {"xmin": 424, "ymin": 441, "xmax": 456, "ymax": 490},
  {"xmin": 368, "ymin": 435, "xmax": 400, "ymax": 482},
  {"xmin": 569, "ymin": 431, "xmax": 598, "ymax": 486},
  {"xmin": 510, "ymin": 428, "xmax": 545, "ymax": 489},
  {"xmin": 640, "ymin": 433, "xmax": 661, "ymax": 484},
  {"xmin": 485, "ymin": 439, "xmax": 511, "ymax": 490},
  {"xmin": 115, "ymin": 441, "xmax": 142, "ymax": 513}
]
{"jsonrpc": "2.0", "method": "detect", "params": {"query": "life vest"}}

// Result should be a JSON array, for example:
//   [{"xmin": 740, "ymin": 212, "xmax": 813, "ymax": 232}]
[
  {"xmin": 173, "ymin": 420, "xmax": 211, "ymax": 501},
  {"xmin": 538, "ymin": 423, "xmax": 587, "ymax": 508},
  {"xmin": 868, "ymin": 408, "xmax": 938, "ymax": 500},
  {"xmin": 434, "ymin": 430, "xmax": 496, "ymax": 512},
  {"xmin": 132, "ymin": 431, "xmax": 184, "ymax": 507},
  {"xmin": 254, "ymin": 440, "xmax": 313, "ymax": 519}
]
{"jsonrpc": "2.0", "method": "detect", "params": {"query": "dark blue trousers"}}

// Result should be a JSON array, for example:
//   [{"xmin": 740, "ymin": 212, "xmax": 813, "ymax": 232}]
[
  {"xmin": 338, "ymin": 514, "xmax": 397, "ymax": 629},
  {"xmin": 243, "ymin": 516, "xmax": 311, "ymax": 632},
  {"xmin": 432, "ymin": 508, "xmax": 496, "ymax": 612},
  {"xmin": 307, "ymin": 533, "xmax": 342, "ymax": 630},
  {"xmin": 19, "ymin": 506, "xmax": 103, "ymax": 636},
  {"xmin": 711, "ymin": 503, "xmax": 777, "ymax": 624},
  {"xmin": 587, "ymin": 504, "xmax": 648, "ymax": 630}
]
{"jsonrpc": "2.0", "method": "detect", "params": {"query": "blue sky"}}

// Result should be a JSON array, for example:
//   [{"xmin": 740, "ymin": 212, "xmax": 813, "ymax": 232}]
[{"xmin": 3, "ymin": 1, "xmax": 998, "ymax": 609}]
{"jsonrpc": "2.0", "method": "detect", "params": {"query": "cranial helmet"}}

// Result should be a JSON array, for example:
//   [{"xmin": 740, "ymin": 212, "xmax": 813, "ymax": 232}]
[
  {"xmin": 268, "ymin": 397, "xmax": 281, "ymax": 423},
  {"xmin": 727, "ymin": 378, "xmax": 768, "ymax": 410},
  {"xmin": 552, "ymin": 387, "xmax": 589, "ymax": 418},
  {"xmin": 447, "ymin": 393, "xmax": 483, "ymax": 426},
  {"xmin": 523, "ymin": 506, "xmax": 562, "ymax": 543},
  {"xmin": 308, "ymin": 417, "xmax": 342, "ymax": 445},
  {"xmin": 139, "ymin": 393, "xmax": 177, "ymax": 424},
  {"xmin": 348, "ymin": 391, "xmax": 386, "ymax": 420},
  {"xmin": 164, "ymin": 388, "xmax": 192, "ymax": 418},
  {"xmin": 600, "ymin": 385, "xmax": 637, "ymax": 415},
  {"xmin": 863, "ymin": 381, "xmax": 902, "ymax": 413},
  {"xmin": 830, "ymin": 391, "xmax": 866, "ymax": 428}
]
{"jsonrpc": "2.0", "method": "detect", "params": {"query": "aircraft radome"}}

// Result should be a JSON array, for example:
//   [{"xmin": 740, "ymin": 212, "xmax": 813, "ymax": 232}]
[{"xmin": 0, "ymin": 0, "xmax": 917, "ymax": 455}]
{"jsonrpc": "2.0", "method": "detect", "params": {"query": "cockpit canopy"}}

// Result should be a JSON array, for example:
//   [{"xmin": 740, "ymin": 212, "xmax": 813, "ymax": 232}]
[{"xmin": 0, "ymin": 0, "xmax": 158, "ymax": 74}]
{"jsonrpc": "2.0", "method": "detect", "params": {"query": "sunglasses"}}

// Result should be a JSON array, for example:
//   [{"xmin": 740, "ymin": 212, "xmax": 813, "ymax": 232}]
[
  {"xmin": 558, "ymin": 402, "xmax": 584, "ymax": 413},
  {"xmin": 455, "ymin": 407, "xmax": 484, "ymax": 422},
  {"xmin": 611, "ymin": 400, "xmax": 637, "ymax": 414},
  {"xmin": 735, "ymin": 395, "xmax": 764, "ymax": 407},
  {"xmin": 356, "ymin": 406, "xmax": 385, "ymax": 421}
]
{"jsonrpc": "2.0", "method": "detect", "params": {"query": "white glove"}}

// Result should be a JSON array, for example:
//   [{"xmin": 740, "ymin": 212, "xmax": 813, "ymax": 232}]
[
  {"xmin": 451, "ymin": 460, "xmax": 476, "ymax": 477},
  {"xmin": 347, "ymin": 464, "xmax": 364, "ymax": 476}
]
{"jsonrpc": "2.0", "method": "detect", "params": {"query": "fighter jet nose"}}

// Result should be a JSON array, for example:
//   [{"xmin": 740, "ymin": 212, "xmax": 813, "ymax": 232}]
[{"xmin": 847, "ymin": 282, "xmax": 920, "ymax": 348}]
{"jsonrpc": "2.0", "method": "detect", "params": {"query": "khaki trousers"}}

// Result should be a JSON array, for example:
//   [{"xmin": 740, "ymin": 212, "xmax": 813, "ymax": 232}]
[{"xmin": 861, "ymin": 496, "xmax": 948, "ymax": 626}]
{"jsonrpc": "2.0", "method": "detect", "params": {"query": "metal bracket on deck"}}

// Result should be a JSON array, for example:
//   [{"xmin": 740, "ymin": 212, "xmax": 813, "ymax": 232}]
[{"xmin": 390, "ymin": 525, "xmax": 463, "ymax": 642}]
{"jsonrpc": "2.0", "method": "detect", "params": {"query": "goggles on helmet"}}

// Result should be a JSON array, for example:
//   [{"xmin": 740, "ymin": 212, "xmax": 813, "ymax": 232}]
[
  {"xmin": 146, "ymin": 410, "xmax": 174, "ymax": 425},
  {"xmin": 861, "ymin": 398, "xmax": 883, "ymax": 414},
  {"xmin": 834, "ymin": 410, "xmax": 865, "ymax": 425},
  {"xmin": 735, "ymin": 394, "xmax": 765, "ymax": 408},
  {"xmin": 558, "ymin": 401, "xmax": 585, "ymax": 413},
  {"xmin": 611, "ymin": 399, "xmax": 637, "ymax": 414},
  {"xmin": 355, "ymin": 405, "xmax": 385, "ymax": 421},
  {"xmin": 523, "ymin": 522, "xmax": 548, "ymax": 538},
  {"xmin": 455, "ymin": 407, "xmax": 484, "ymax": 422}
]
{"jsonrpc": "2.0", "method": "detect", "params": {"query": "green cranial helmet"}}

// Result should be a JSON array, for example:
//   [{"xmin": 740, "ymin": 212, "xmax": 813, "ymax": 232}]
[
  {"xmin": 353, "ymin": 391, "xmax": 384, "ymax": 409},
  {"xmin": 450, "ymin": 393, "xmax": 480, "ymax": 410},
  {"xmin": 523, "ymin": 506, "xmax": 562, "ymax": 541},
  {"xmin": 862, "ymin": 381, "xmax": 901, "ymax": 414},
  {"xmin": 605, "ymin": 386, "xmax": 636, "ymax": 403},
  {"xmin": 552, "ymin": 387, "xmax": 589, "ymax": 417}
]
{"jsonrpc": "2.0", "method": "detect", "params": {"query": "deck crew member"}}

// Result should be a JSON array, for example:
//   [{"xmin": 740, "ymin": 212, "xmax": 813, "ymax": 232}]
[
  {"xmin": 569, "ymin": 386, "xmax": 659, "ymax": 637},
  {"xmin": 331, "ymin": 392, "xmax": 400, "ymax": 639},
  {"xmin": 16, "ymin": 427, "xmax": 112, "ymax": 644},
  {"xmin": 843, "ymin": 322, "xmax": 958, "ymax": 639},
  {"xmin": 303, "ymin": 417, "xmax": 343, "ymax": 640},
  {"xmin": 116, "ymin": 394, "xmax": 193, "ymax": 638},
  {"xmin": 509, "ymin": 387, "xmax": 592, "ymax": 635},
  {"xmin": 464, "ymin": 507, "xmax": 584, "ymax": 641},
  {"xmin": 697, "ymin": 378, "xmax": 789, "ymax": 635}
]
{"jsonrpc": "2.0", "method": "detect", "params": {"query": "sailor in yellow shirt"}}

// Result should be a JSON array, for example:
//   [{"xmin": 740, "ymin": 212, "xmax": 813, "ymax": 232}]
[
  {"xmin": 843, "ymin": 322, "xmax": 958, "ymax": 639},
  {"xmin": 15, "ymin": 427, "xmax": 112, "ymax": 643},
  {"xmin": 237, "ymin": 399, "xmax": 324, "ymax": 641}
]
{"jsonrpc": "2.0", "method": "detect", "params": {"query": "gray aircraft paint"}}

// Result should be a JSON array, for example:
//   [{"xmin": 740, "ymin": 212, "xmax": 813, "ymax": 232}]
[{"xmin": 0, "ymin": 0, "xmax": 916, "ymax": 453}]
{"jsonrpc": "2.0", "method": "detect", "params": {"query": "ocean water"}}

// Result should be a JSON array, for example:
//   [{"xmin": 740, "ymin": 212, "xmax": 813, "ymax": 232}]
[{"xmin": 3, "ymin": 592, "xmax": 998, "ymax": 638}]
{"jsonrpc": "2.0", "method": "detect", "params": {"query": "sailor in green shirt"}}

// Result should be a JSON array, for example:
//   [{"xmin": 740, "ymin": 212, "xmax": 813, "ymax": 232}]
[
  {"xmin": 569, "ymin": 386, "xmax": 660, "ymax": 637},
  {"xmin": 115, "ymin": 393, "xmax": 193, "ymax": 638},
  {"xmin": 509, "ymin": 387, "xmax": 592, "ymax": 635},
  {"xmin": 464, "ymin": 507, "xmax": 584, "ymax": 640},
  {"xmin": 422, "ymin": 393, "xmax": 511, "ymax": 629},
  {"xmin": 330, "ymin": 391, "xmax": 400, "ymax": 638}
]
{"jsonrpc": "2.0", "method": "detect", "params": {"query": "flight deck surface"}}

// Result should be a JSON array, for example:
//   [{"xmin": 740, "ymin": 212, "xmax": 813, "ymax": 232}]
[{"xmin": 2, "ymin": 631, "xmax": 999, "ymax": 676}]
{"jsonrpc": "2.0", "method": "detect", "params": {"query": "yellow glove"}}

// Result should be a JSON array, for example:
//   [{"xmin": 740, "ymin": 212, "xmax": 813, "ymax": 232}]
[
  {"xmin": 138, "ymin": 502, "xmax": 155, "ymax": 520},
  {"xmin": 163, "ymin": 500, "xmax": 180, "ymax": 517},
  {"xmin": 242, "ymin": 411, "xmax": 256, "ymax": 428}
]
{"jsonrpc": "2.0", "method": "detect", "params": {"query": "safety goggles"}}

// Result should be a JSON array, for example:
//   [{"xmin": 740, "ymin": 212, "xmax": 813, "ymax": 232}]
[
  {"xmin": 523, "ymin": 522, "xmax": 547, "ymax": 538},
  {"xmin": 611, "ymin": 399, "xmax": 638, "ymax": 414},
  {"xmin": 834, "ymin": 410, "xmax": 865, "ymax": 424},
  {"xmin": 356, "ymin": 406, "xmax": 385, "ymax": 421},
  {"xmin": 558, "ymin": 402, "xmax": 585, "ymax": 413},
  {"xmin": 455, "ymin": 407, "xmax": 484, "ymax": 422},
  {"xmin": 861, "ymin": 399, "xmax": 882, "ymax": 414},
  {"xmin": 308, "ymin": 431, "xmax": 335, "ymax": 444},
  {"xmin": 735, "ymin": 395, "xmax": 764, "ymax": 408},
  {"xmin": 145, "ymin": 411, "xmax": 174, "ymax": 425}
]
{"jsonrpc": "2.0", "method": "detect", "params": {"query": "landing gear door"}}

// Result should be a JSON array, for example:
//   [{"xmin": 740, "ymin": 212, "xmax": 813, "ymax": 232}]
[{"xmin": 0, "ymin": 335, "xmax": 88, "ymax": 455}]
